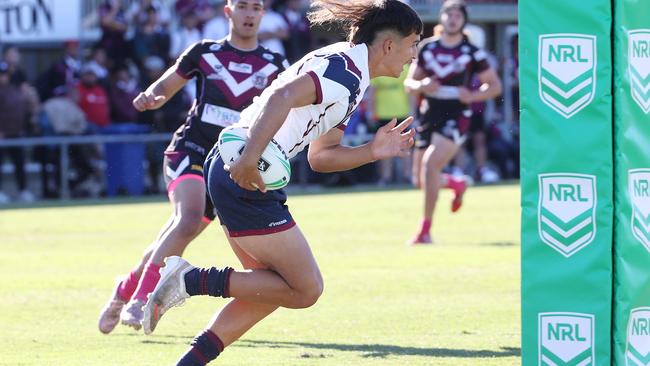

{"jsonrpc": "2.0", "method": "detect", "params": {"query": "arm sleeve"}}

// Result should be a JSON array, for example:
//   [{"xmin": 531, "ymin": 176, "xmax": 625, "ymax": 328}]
[
  {"xmin": 304, "ymin": 54, "xmax": 357, "ymax": 105},
  {"xmin": 174, "ymin": 42, "xmax": 203, "ymax": 80},
  {"xmin": 473, "ymin": 48, "xmax": 491, "ymax": 74}
]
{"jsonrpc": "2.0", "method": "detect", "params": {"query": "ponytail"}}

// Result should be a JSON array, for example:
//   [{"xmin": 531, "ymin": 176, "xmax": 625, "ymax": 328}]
[{"xmin": 308, "ymin": 0, "xmax": 422, "ymax": 44}]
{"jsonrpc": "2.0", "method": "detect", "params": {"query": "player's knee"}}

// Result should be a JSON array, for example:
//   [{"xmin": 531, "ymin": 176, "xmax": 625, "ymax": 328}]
[
  {"xmin": 174, "ymin": 212, "xmax": 204, "ymax": 238},
  {"xmin": 293, "ymin": 280, "xmax": 324, "ymax": 309}
]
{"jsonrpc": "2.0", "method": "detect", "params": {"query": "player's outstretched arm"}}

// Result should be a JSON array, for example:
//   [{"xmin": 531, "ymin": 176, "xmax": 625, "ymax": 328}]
[
  {"xmin": 132, "ymin": 66, "xmax": 188, "ymax": 112},
  {"xmin": 226, "ymin": 73, "xmax": 317, "ymax": 192},
  {"xmin": 308, "ymin": 117, "xmax": 415, "ymax": 173},
  {"xmin": 403, "ymin": 62, "xmax": 439, "ymax": 95}
]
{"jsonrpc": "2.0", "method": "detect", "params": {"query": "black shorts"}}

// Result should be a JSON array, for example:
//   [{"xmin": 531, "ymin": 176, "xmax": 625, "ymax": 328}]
[
  {"xmin": 204, "ymin": 146, "xmax": 295, "ymax": 237},
  {"xmin": 415, "ymin": 100, "xmax": 471, "ymax": 148},
  {"xmin": 468, "ymin": 112, "xmax": 486, "ymax": 134},
  {"xmin": 163, "ymin": 133, "xmax": 218, "ymax": 221}
]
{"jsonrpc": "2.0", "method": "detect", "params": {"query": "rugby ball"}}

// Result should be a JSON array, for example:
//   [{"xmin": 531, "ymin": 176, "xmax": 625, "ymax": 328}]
[{"xmin": 217, "ymin": 126, "xmax": 291, "ymax": 190}]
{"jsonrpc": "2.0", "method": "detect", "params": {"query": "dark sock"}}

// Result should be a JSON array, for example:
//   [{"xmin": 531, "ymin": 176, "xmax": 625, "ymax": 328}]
[
  {"xmin": 176, "ymin": 330, "xmax": 224, "ymax": 366},
  {"xmin": 184, "ymin": 267, "xmax": 234, "ymax": 298}
]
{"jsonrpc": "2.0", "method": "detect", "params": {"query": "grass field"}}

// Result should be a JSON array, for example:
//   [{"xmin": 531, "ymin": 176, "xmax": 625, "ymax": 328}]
[{"xmin": 0, "ymin": 184, "xmax": 521, "ymax": 366}]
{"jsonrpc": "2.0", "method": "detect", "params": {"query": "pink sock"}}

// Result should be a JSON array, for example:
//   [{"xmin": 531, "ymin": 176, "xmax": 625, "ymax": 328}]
[
  {"xmin": 420, "ymin": 219, "xmax": 432, "ymax": 236},
  {"xmin": 444, "ymin": 174, "xmax": 465, "ymax": 192},
  {"xmin": 442, "ymin": 173, "xmax": 454, "ymax": 189},
  {"xmin": 117, "ymin": 270, "xmax": 141, "ymax": 302},
  {"xmin": 132, "ymin": 262, "xmax": 162, "ymax": 302}
]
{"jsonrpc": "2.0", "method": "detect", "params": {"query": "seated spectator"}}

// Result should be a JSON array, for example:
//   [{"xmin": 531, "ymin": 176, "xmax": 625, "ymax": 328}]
[
  {"xmin": 86, "ymin": 45, "xmax": 110, "ymax": 86},
  {"xmin": 3, "ymin": 45, "xmax": 28, "ymax": 87},
  {"xmin": 132, "ymin": 4, "xmax": 171, "ymax": 67},
  {"xmin": 0, "ymin": 62, "xmax": 34, "ymax": 203},
  {"xmin": 127, "ymin": 0, "xmax": 171, "ymax": 30},
  {"xmin": 107, "ymin": 64, "xmax": 139, "ymax": 123},
  {"xmin": 169, "ymin": 10, "xmax": 201, "ymax": 59},
  {"xmin": 174, "ymin": 0, "xmax": 212, "ymax": 25},
  {"xmin": 36, "ymin": 40, "xmax": 80, "ymax": 101},
  {"xmin": 258, "ymin": 0, "xmax": 289, "ymax": 56},
  {"xmin": 77, "ymin": 63, "xmax": 111, "ymax": 129},
  {"xmin": 42, "ymin": 88, "xmax": 88, "ymax": 136},
  {"xmin": 281, "ymin": 0, "xmax": 312, "ymax": 63},
  {"xmin": 38, "ymin": 87, "xmax": 102, "ymax": 198},
  {"xmin": 202, "ymin": 1, "xmax": 228, "ymax": 41},
  {"xmin": 98, "ymin": 0, "xmax": 130, "ymax": 68}
]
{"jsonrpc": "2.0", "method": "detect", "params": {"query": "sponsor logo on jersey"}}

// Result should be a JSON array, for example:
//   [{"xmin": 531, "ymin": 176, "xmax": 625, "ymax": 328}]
[
  {"xmin": 539, "ymin": 312, "xmax": 594, "ymax": 366},
  {"xmin": 538, "ymin": 173, "xmax": 596, "ymax": 257},
  {"xmin": 228, "ymin": 62, "xmax": 253, "ymax": 74},
  {"xmin": 627, "ymin": 307, "xmax": 650, "ymax": 366},
  {"xmin": 629, "ymin": 169, "xmax": 650, "ymax": 252},
  {"xmin": 539, "ymin": 34, "xmax": 596, "ymax": 118},
  {"xmin": 253, "ymin": 71, "xmax": 269, "ymax": 89},
  {"xmin": 263, "ymin": 53, "xmax": 274, "ymax": 61},
  {"xmin": 209, "ymin": 44, "xmax": 222, "ymax": 51},
  {"xmin": 628, "ymin": 30, "xmax": 650, "ymax": 113},
  {"xmin": 206, "ymin": 64, "xmax": 225, "ymax": 80}
]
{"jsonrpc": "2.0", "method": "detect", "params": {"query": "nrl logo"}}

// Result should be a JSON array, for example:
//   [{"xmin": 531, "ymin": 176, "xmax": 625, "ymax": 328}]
[
  {"xmin": 539, "ymin": 34, "xmax": 597, "ymax": 118},
  {"xmin": 539, "ymin": 312, "xmax": 594, "ymax": 366},
  {"xmin": 629, "ymin": 169, "xmax": 650, "ymax": 252},
  {"xmin": 628, "ymin": 30, "xmax": 650, "ymax": 113},
  {"xmin": 626, "ymin": 307, "xmax": 650, "ymax": 366},
  {"xmin": 538, "ymin": 173, "xmax": 596, "ymax": 257}
]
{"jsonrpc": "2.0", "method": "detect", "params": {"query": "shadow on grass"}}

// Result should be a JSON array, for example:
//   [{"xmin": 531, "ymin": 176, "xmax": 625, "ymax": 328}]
[{"xmin": 235, "ymin": 340, "xmax": 520, "ymax": 359}]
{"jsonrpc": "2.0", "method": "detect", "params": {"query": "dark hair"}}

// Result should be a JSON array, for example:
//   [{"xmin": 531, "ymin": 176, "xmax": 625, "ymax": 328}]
[
  {"xmin": 308, "ymin": 0, "xmax": 423, "ymax": 44},
  {"xmin": 440, "ymin": 0, "xmax": 468, "ymax": 25}
]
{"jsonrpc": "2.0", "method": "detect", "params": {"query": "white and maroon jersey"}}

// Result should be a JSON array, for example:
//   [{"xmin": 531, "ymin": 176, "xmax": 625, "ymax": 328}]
[
  {"xmin": 236, "ymin": 42, "xmax": 370, "ymax": 159},
  {"xmin": 416, "ymin": 36, "xmax": 490, "ymax": 115},
  {"xmin": 172, "ymin": 39, "xmax": 288, "ymax": 151}
]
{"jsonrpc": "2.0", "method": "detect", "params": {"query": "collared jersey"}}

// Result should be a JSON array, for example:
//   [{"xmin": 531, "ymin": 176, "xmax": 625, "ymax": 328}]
[
  {"xmin": 235, "ymin": 42, "xmax": 370, "ymax": 159},
  {"xmin": 416, "ymin": 36, "xmax": 490, "ymax": 115},
  {"xmin": 172, "ymin": 39, "xmax": 288, "ymax": 150}
]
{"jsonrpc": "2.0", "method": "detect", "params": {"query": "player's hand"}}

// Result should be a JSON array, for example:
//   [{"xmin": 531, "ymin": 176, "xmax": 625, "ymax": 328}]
[
  {"xmin": 224, "ymin": 154, "xmax": 267, "ymax": 192},
  {"xmin": 133, "ymin": 92, "xmax": 167, "ymax": 112},
  {"xmin": 419, "ymin": 77, "xmax": 441, "ymax": 94},
  {"xmin": 458, "ymin": 87, "xmax": 474, "ymax": 104},
  {"xmin": 370, "ymin": 116, "xmax": 415, "ymax": 160}
]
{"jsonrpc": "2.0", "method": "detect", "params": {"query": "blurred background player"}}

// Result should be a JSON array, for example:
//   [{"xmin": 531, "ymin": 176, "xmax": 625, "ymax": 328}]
[
  {"xmin": 404, "ymin": 0, "xmax": 501, "ymax": 244},
  {"xmin": 366, "ymin": 64, "xmax": 412, "ymax": 185},
  {"xmin": 97, "ymin": 0, "xmax": 288, "ymax": 334},
  {"xmin": 141, "ymin": 1, "xmax": 421, "ymax": 365}
]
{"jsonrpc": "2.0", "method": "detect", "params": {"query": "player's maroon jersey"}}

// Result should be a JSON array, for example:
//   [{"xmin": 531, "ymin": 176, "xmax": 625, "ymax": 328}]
[
  {"xmin": 170, "ymin": 39, "xmax": 288, "ymax": 154},
  {"xmin": 416, "ymin": 36, "xmax": 490, "ymax": 117}
]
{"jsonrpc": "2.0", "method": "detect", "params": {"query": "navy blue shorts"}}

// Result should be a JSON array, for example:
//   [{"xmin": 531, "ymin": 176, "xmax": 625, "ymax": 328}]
[{"xmin": 204, "ymin": 146, "xmax": 295, "ymax": 237}]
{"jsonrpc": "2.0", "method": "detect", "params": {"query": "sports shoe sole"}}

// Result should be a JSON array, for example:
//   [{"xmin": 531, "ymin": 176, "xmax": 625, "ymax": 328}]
[{"xmin": 142, "ymin": 256, "xmax": 191, "ymax": 335}]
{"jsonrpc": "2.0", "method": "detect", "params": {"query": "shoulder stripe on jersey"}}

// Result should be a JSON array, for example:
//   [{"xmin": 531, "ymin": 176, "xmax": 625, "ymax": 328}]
[
  {"xmin": 323, "ymin": 54, "xmax": 361, "ymax": 100},
  {"xmin": 340, "ymin": 53, "xmax": 362, "ymax": 79},
  {"xmin": 307, "ymin": 71, "xmax": 322, "ymax": 104}
]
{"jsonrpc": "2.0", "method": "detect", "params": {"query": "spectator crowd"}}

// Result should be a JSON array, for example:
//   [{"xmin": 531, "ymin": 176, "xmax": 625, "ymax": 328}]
[{"xmin": 0, "ymin": 0, "xmax": 519, "ymax": 204}]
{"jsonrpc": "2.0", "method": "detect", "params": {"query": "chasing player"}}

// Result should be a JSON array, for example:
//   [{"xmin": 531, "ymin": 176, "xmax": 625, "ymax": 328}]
[{"xmin": 98, "ymin": 0, "xmax": 288, "ymax": 333}]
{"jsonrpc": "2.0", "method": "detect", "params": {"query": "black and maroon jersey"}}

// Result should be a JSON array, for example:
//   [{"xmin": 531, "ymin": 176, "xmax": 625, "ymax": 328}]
[
  {"xmin": 169, "ymin": 39, "xmax": 288, "ymax": 155},
  {"xmin": 416, "ymin": 36, "xmax": 490, "ymax": 117}
]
